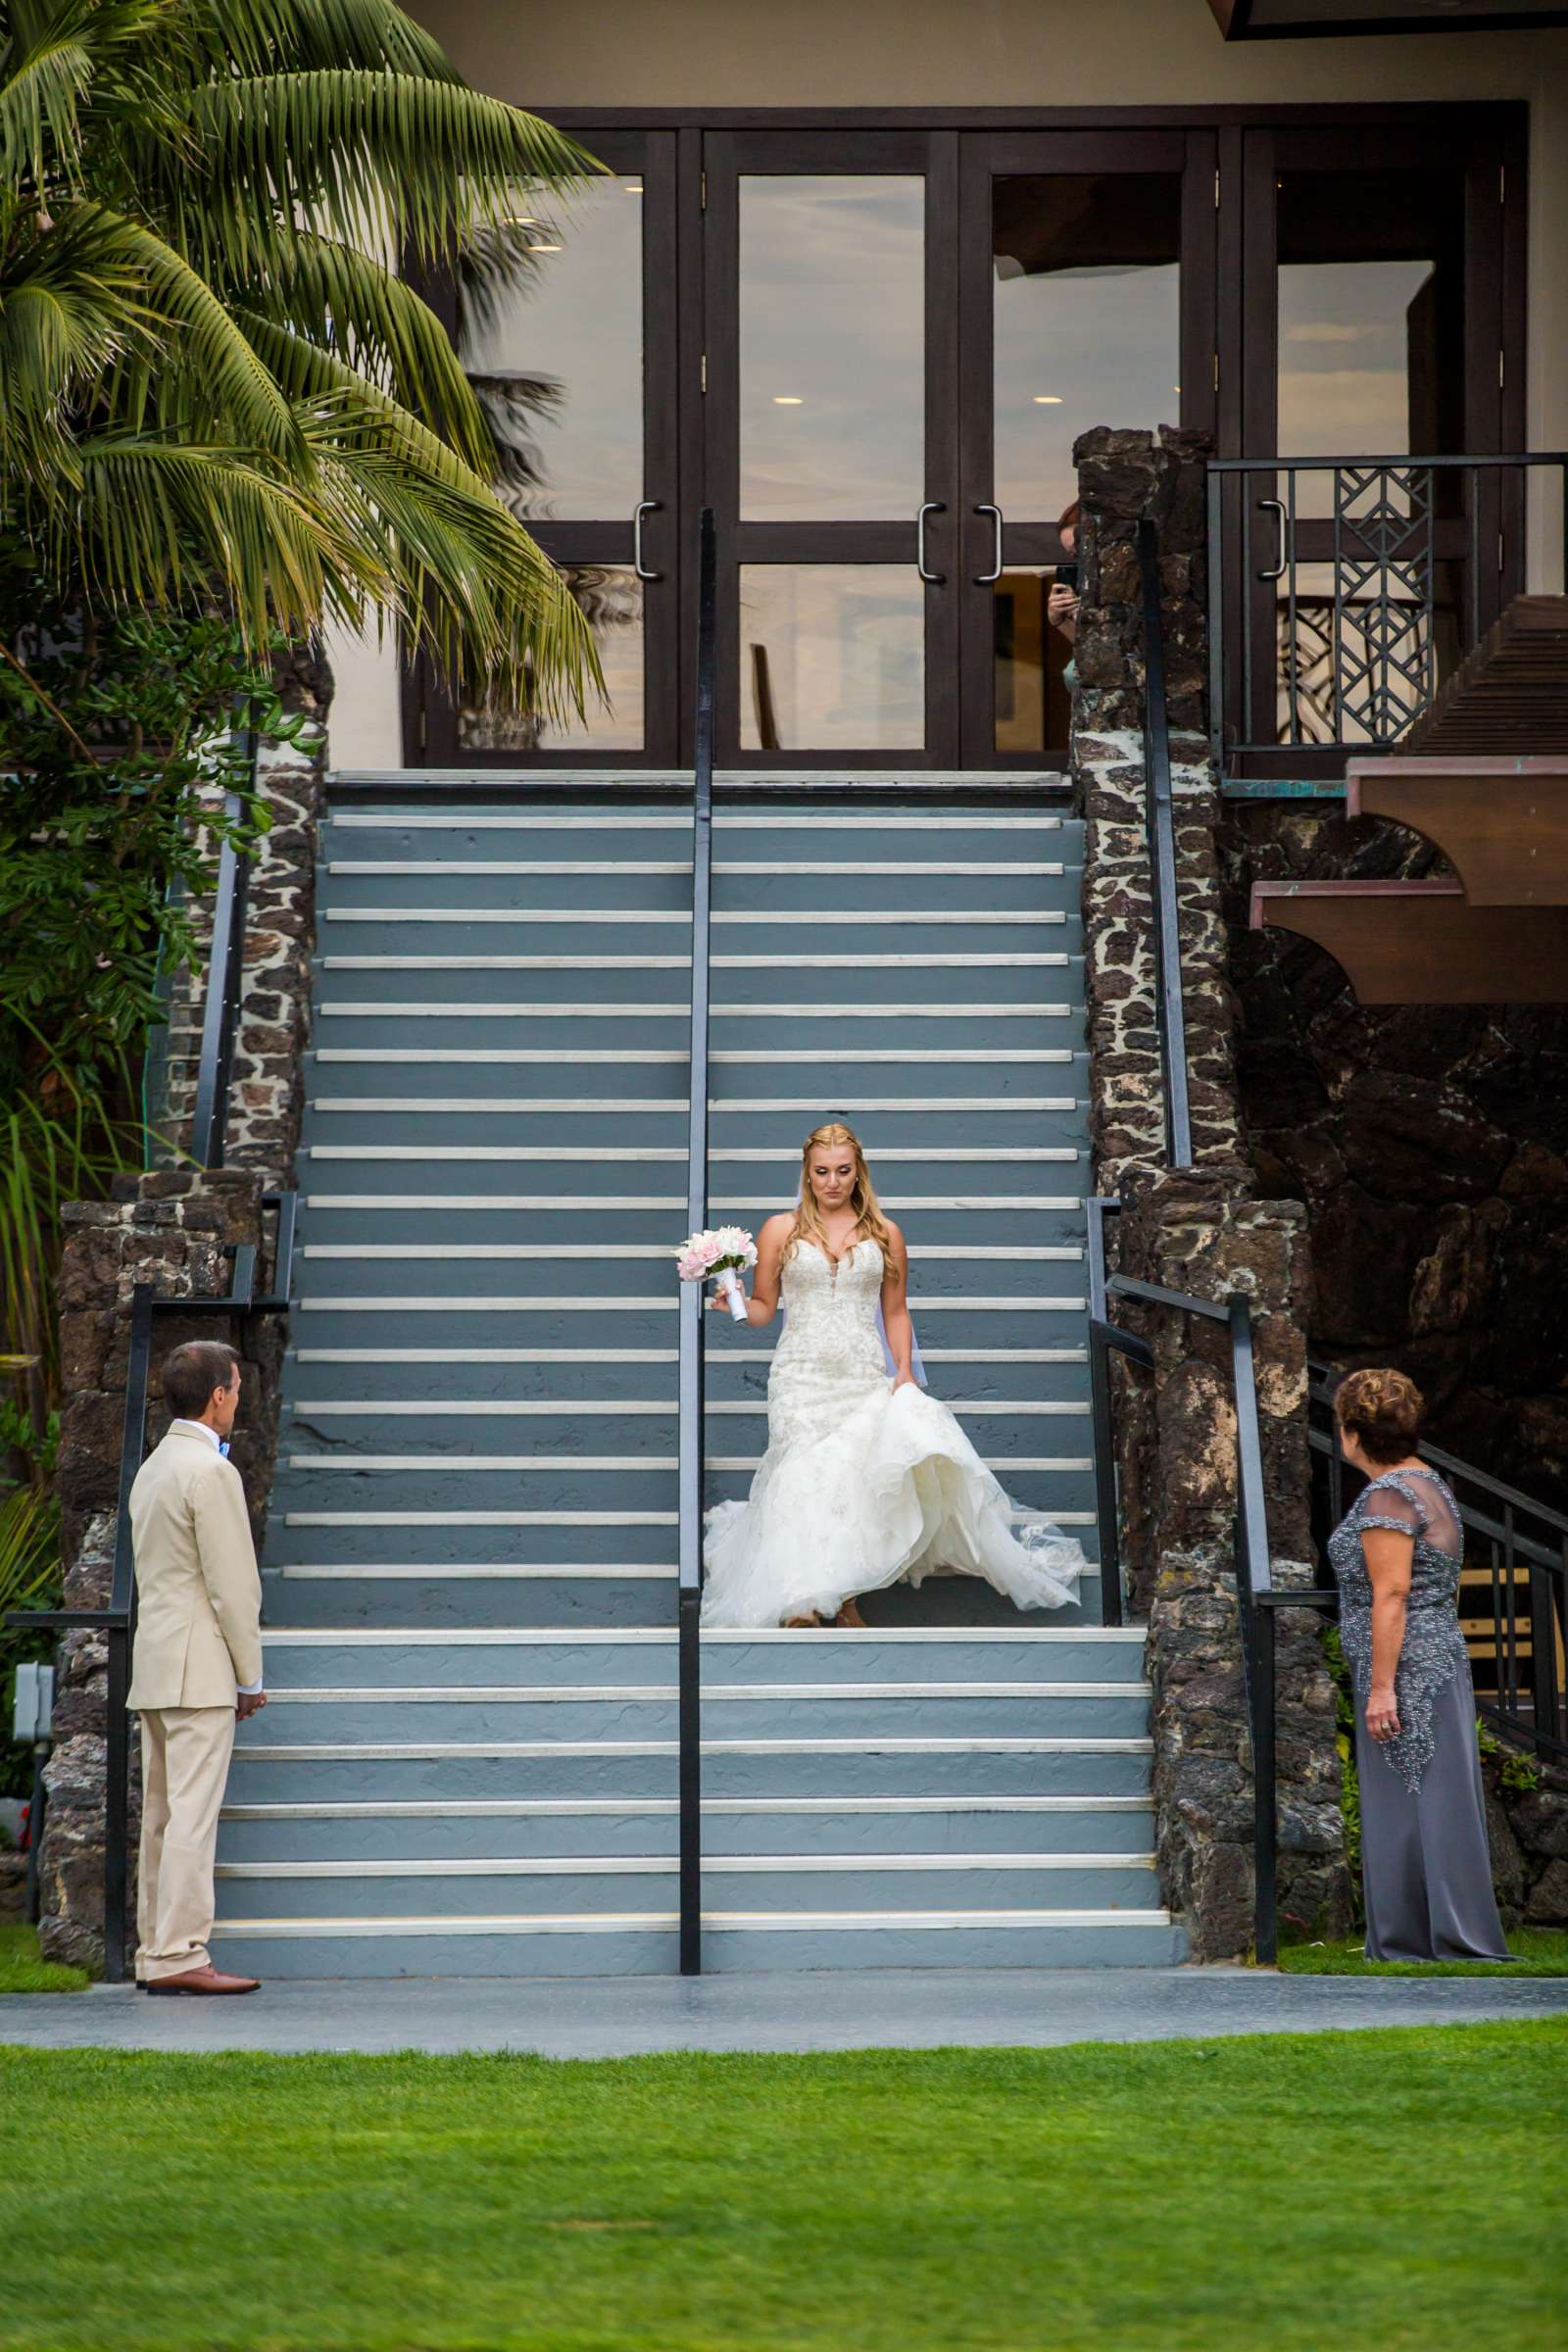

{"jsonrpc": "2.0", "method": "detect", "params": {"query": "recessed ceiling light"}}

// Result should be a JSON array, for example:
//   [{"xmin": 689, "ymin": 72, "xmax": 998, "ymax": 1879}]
[
  {"xmin": 528, "ymin": 241, "xmax": 562, "ymax": 254},
  {"xmin": 625, "ymin": 183, "xmax": 644, "ymax": 194},
  {"xmin": 502, "ymin": 215, "xmax": 538, "ymax": 227},
  {"xmin": 773, "ymin": 395, "xmax": 805, "ymax": 406},
  {"xmin": 1033, "ymin": 395, "xmax": 1062, "ymax": 406}
]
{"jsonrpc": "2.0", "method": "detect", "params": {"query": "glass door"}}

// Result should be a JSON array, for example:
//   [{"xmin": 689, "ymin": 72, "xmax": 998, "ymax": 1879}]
[
  {"xmin": 956, "ymin": 132, "xmax": 1216, "ymax": 767},
  {"xmin": 414, "ymin": 129, "xmax": 681, "ymax": 765},
  {"xmin": 702, "ymin": 131, "xmax": 959, "ymax": 765}
]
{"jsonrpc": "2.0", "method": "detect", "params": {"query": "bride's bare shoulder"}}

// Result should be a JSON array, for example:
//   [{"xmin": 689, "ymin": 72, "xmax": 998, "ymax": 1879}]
[{"xmin": 758, "ymin": 1211, "xmax": 796, "ymax": 1249}]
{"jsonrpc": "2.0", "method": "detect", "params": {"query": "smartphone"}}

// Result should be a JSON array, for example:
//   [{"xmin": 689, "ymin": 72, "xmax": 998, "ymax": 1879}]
[{"xmin": 1054, "ymin": 561, "xmax": 1080, "ymax": 592}]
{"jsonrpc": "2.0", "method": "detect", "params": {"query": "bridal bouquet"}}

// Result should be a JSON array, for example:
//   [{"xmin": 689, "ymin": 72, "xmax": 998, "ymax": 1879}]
[{"xmin": 675, "ymin": 1225, "xmax": 757, "ymax": 1321}]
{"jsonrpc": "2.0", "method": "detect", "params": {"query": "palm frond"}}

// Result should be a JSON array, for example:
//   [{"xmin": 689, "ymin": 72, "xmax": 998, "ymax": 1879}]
[{"xmin": 235, "ymin": 230, "xmax": 497, "ymax": 474}]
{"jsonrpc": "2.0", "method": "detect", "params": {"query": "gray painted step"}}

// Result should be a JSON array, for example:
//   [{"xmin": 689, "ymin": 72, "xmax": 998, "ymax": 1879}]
[
  {"xmin": 210, "ymin": 1910, "xmax": 1182, "ymax": 1979},
  {"xmin": 215, "ymin": 1853, "xmax": 1162, "ymax": 1921},
  {"xmin": 219, "ymin": 1794, "xmax": 1155, "ymax": 1863},
  {"xmin": 224, "ymin": 1735, "xmax": 1152, "ymax": 1805}
]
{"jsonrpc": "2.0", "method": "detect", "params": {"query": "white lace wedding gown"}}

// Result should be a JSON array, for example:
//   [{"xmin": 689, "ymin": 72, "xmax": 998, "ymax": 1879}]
[{"xmin": 701, "ymin": 1239, "xmax": 1085, "ymax": 1627}]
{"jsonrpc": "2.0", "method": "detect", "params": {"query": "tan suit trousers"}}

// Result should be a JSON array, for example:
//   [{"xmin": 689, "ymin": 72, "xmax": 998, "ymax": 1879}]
[{"xmin": 135, "ymin": 1705, "xmax": 236, "ymax": 1983}]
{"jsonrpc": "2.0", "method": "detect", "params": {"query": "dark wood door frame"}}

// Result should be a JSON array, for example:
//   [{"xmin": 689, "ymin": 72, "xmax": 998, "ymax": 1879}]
[{"xmin": 401, "ymin": 102, "xmax": 1528, "ymax": 772}]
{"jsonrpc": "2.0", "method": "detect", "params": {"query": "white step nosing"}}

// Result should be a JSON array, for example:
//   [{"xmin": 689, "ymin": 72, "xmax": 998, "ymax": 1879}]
[
  {"xmin": 324, "ymin": 909, "xmax": 1068, "ymax": 929},
  {"xmin": 302, "ymin": 1196, "xmax": 1086, "ymax": 1214},
  {"xmin": 288, "ymin": 1401, "xmax": 1087, "ymax": 1421},
  {"xmin": 299, "ymin": 1246, "xmax": 1086, "ymax": 1261},
  {"xmin": 213, "ymin": 1907, "xmax": 1171, "ymax": 1939},
  {"xmin": 310, "ymin": 993, "xmax": 1076, "ymax": 1015},
  {"xmin": 255, "ymin": 1626, "xmax": 1142, "ymax": 1645},
  {"xmin": 279, "ymin": 1506, "xmax": 1100, "ymax": 1529},
  {"xmin": 288, "ymin": 1346, "xmax": 1085, "ymax": 1364},
  {"xmin": 282, "ymin": 1510, "xmax": 679, "ymax": 1528},
  {"xmin": 293, "ymin": 1348, "xmax": 681, "ymax": 1362},
  {"xmin": 324, "ymin": 806, "xmax": 1072, "ymax": 833},
  {"xmin": 305, "ymin": 1146, "xmax": 1078, "ymax": 1163},
  {"xmin": 713, "ymin": 957, "xmax": 1075, "ymax": 971},
  {"xmin": 298, "ymin": 1297, "xmax": 682, "ymax": 1311},
  {"xmin": 275, "ymin": 1563, "xmax": 677, "ymax": 1579},
  {"xmin": 315, "ymin": 957, "xmax": 1074, "ymax": 974},
  {"xmin": 257, "ymin": 1681, "xmax": 1147, "ymax": 1704},
  {"xmin": 325, "ymin": 859, "xmax": 1068, "ymax": 879},
  {"xmin": 285, "ymin": 1452, "xmax": 1092, "ymax": 1472},
  {"xmin": 292, "ymin": 1297, "xmax": 1087, "ymax": 1313},
  {"xmin": 307, "ymin": 1092, "xmax": 1082, "ymax": 1111},
  {"xmin": 221, "ymin": 1794, "xmax": 1152, "ymax": 1821},
  {"xmin": 218, "ymin": 1852, "xmax": 1155, "ymax": 1881},
  {"xmin": 236, "ymin": 1737, "xmax": 1152, "ymax": 1761}
]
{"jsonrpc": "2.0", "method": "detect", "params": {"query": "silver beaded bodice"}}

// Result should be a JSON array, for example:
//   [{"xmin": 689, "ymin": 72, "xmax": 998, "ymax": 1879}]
[{"xmin": 1326, "ymin": 1466, "xmax": 1470, "ymax": 1795}]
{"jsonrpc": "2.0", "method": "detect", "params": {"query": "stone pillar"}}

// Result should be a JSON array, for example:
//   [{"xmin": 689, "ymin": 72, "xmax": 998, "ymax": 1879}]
[
  {"xmin": 38, "ymin": 1172, "xmax": 284, "ymax": 1972},
  {"xmin": 1070, "ymin": 425, "xmax": 1351, "ymax": 1955},
  {"xmin": 1111, "ymin": 1169, "xmax": 1351, "ymax": 1956},
  {"xmin": 1072, "ymin": 425, "xmax": 1243, "ymax": 1188}
]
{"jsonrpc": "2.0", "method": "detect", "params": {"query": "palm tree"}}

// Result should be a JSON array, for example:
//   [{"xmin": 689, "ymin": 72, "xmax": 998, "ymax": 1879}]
[{"xmin": 0, "ymin": 0, "xmax": 599, "ymax": 712}]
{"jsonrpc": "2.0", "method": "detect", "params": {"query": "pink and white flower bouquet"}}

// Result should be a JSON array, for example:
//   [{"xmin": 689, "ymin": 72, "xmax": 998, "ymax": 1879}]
[{"xmin": 675, "ymin": 1224, "xmax": 757, "ymax": 1321}]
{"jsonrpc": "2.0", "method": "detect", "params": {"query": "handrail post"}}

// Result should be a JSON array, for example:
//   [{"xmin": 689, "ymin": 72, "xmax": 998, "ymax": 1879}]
[
  {"xmin": 189, "ymin": 756, "xmax": 255, "ymax": 1170},
  {"xmin": 1085, "ymin": 1200, "xmax": 1124, "ymax": 1629},
  {"xmin": 677, "ymin": 506, "xmax": 717, "ymax": 1976},
  {"xmin": 1228, "ymin": 1292, "xmax": 1278, "ymax": 1964},
  {"xmin": 103, "ymin": 1282, "xmax": 154, "ymax": 1983},
  {"xmin": 1137, "ymin": 519, "xmax": 1193, "ymax": 1170}
]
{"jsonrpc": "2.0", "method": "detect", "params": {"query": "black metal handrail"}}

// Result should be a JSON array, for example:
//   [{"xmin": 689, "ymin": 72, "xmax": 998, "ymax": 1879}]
[
  {"xmin": 8, "ymin": 1190, "xmax": 297, "ymax": 1982},
  {"xmin": 1204, "ymin": 452, "xmax": 1568, "ymax": 778},
  {"xmin": 676, "ymin": 507, "xmax": 717, "ymax": 1977},
  {"xmin": 1086, "ymin": 1194, "xmax": 1304, "ymax": 1962},
  {"xmin": 188, "ymin": 720, "xmax": 259, "ymax": 1169},
  {"xmin": 1306, "ymin": 1359, "xmax": 1566, "ymax": 1763},
  {"xmin": 1136, "ymin": 519, "xmax": 1194, "ymax": 1170}
]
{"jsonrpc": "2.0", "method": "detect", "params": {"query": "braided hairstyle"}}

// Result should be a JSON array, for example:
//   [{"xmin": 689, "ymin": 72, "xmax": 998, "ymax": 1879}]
[{"xmin": 1335, "ymin": 1367, "xmax": 1425, "ymax": 1466}]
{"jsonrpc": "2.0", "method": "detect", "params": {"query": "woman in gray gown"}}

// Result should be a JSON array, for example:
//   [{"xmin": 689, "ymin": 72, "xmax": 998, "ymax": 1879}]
[{"xmin": 1328, "ymin": 1369, "xmax": 1509, "ymax": 1963}]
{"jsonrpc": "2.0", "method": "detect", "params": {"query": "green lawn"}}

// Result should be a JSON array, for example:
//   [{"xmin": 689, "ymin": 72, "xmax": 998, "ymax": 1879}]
[
  {"xmin": 1281, "ymin": 1926, "xmax": 1568, "ymax": 1978},
  {"xmin": 0, "ymin": 1922, "xmax": 88, "ymax": 1993},
  {"xmin": 1, "ymin": 2023, "xmax": 1563, "ymax": 2352}
]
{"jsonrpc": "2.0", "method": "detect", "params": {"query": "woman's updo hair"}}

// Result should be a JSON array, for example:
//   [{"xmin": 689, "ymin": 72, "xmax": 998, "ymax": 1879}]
[{"xmin": 1335, "ymin": 1368, "xmax": 1425, "ymax": 1466}]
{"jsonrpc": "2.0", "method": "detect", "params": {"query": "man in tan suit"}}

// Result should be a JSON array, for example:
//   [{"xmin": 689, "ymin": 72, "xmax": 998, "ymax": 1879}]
[{"xmin": 127, "ymin": 1339, "xmax": 266, "ymax": 1994}]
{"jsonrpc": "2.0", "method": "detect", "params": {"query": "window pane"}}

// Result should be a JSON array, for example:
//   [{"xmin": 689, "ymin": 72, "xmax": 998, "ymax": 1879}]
[
  {"xmin": 460, "ymin": 175, "xmax": 644, "ymax": 519},
  {"xmin": 739, "ymin": 567, "xmax": 924, "ymax": 750},
  {"xmin": 993, "ymin": 174, "xmax": 1181, "ymax": 523},
  {"xmin": 741, "ymin": 177, "xmax": 924, "ymax": 520},
  {"xmin": 1276, "ymin": 170, "xmax": 1465, "ymax": 515},
  {"xmin": 458, "ymin": 568, "xmax": 644, "ymax": 752}
]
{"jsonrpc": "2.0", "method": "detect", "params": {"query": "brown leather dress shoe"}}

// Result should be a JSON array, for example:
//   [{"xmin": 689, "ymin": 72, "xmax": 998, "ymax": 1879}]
[{"xmin": 147, "ymin": 1965, "xmax": 261, "ymax": 1995}]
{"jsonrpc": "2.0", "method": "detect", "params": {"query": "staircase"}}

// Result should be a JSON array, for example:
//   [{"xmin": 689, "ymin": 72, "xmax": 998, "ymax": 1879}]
[{"xmin": 211, "ymin": 779, "xmax": 1182, "ymax": 1978}]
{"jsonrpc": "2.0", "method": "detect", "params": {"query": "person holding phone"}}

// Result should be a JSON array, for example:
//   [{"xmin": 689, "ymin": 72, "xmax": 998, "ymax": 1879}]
[{"xmin": 1047, "ymin": 499, "xmax": 1081, "ymax": 690}]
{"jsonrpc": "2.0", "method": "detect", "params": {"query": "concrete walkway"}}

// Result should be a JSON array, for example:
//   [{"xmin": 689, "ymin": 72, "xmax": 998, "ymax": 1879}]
[{"xmin": 3, "ymin": 1968, "xmax": 1565, "ymax": 2059}]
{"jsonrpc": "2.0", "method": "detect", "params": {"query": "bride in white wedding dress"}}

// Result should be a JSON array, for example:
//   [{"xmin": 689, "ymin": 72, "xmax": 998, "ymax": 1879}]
[{"xmin": 701, "ymin": 1121, "xmax": 1085, "ymax": 1630}]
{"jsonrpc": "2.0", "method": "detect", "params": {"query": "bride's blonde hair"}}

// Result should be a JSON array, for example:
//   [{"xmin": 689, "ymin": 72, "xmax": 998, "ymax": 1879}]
[{"xmin": 785, "ymin": 1122, "xmax": 895, "ymax": 1269}]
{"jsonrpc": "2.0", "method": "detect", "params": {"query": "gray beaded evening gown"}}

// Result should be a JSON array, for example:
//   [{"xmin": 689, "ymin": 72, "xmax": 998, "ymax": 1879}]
[{"xmin": 1328, "ymin": 1465, "xmax": 1509, "ymax": 1963}]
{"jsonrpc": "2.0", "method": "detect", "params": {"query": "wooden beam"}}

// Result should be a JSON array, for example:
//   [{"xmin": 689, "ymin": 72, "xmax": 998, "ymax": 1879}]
[
  {"xmin": 1347, "ymin": 758, "xmax": 1568, "ymax": 906},
  {"xmin": 1250, "ymin": 879, "xmax": 1568, "ymax": 1004}
]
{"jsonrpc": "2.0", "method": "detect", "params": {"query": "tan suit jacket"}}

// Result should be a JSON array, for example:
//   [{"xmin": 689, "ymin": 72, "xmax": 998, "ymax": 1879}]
[{"xmin": 126, "ymin": 1423, "xmax": 263, "ymax": 1710}]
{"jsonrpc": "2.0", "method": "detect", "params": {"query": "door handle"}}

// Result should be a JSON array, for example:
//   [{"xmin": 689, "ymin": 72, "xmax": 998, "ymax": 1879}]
[
  {"xmin": 633, "ymin": 500, "xmax": 662, "ymax": 582},
  {"xmin": 916, "ymin": 502, "xmax": 945, "ymax": 584},
  {"xmin": 1255, "ymin": 498, "xmax": 1287, "ymax": 583},
  {"xmin": 974, "ymin": 503, "xmax": 1004, "ymax": 585}
]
